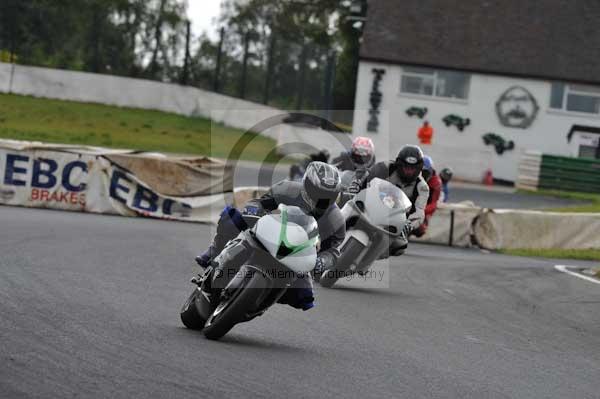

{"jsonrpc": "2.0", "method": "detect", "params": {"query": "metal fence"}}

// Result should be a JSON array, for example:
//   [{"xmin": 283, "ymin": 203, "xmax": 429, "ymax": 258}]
[
  {"xmin": 193, "ymin": 27, "xmax": 339, "ymax": 119},
  {"xmin": 517, "ymin": 151, "xmax": 600, "ymax": 193}
]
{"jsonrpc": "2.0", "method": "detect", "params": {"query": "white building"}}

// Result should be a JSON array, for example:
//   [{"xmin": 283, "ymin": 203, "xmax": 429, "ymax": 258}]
[{"xmin": 352, "ymin": 0, "xmax": 600, "ymax": 183}]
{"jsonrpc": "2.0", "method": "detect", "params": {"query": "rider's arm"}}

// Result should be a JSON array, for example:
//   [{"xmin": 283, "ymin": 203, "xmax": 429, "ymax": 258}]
[
  {"xmin": 364, "ymin": 161, "xmax": 389, "ymax": 186},
  {"xmin": 408, "ymin": 178, "xmax": 430, "ymax": 229},
  {"xmin": 331, "ymin": 152, "xmax": 346, "ymax": 169},
  {"xmin": 425, "ymin": 176, "xmax": 442, "ymax": 216},
  {"xmin": 254, "ymin": 182, "xmax": 287, "ymax": 213}
]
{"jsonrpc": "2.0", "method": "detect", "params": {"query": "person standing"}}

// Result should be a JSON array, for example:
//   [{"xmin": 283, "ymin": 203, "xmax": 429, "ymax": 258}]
[{"xmin": 417, "ymin": 121, "xmax": 434, "ymax": 145}]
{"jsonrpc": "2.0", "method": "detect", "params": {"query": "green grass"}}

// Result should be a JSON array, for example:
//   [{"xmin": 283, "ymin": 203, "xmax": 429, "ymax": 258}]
[
  {"xmin": 0, "ymin": 93, "xmax": 282, "ymax": 162},
  {"xmin": 517, "ymin": 188, "xmax": 600, "ymax": 213},
  {"xmin": 500, "ymin": 248, "xmax": 600, "ymax": 262}
]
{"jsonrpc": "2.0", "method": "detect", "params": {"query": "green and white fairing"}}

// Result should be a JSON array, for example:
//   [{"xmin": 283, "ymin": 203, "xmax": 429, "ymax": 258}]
[{"xmin": 253, "ymin": 204, "xmax": 319, "ymax": 274}]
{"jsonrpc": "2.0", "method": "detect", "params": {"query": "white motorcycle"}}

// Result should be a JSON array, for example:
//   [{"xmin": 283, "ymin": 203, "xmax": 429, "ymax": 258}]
[
  {"xmin": 180, "ymin": 204, "xmax": 319, "ymax": 340},
  {"xmin": 319, "ymin": 177, "xmax": 412, "ymax": 288}
]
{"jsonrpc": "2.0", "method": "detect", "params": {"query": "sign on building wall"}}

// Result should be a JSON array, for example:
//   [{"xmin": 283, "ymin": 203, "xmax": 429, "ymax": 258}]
[
  {"xmin": 495, "ymin": 86, "xmax": 539, "ymax": 129},
  {"xmin": 367, "ymin": 68, "xmax": 386, "ymax": 132}
]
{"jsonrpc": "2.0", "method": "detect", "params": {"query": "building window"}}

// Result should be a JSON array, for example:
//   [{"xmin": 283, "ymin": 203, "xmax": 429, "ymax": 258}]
[
  {"xmin": 550, "ymin": 83, "xmax": 600, "ymax": 114},
  {"xmin": 400, "ymin": 67, "xmax": 470, "ymax": 100}
]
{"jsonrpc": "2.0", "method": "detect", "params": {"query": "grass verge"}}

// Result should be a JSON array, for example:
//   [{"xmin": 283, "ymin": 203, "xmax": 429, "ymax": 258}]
[
  {"xmin": 500, "ymin": 248, "xmax": 600, "ymax": 262},
  {"xmin": 517, "ymin": 188, "xmax": 600, "ymax": 213},
  {"xmin": 0, "ymin": 93, "xmax": 282, "ymax": 163}
]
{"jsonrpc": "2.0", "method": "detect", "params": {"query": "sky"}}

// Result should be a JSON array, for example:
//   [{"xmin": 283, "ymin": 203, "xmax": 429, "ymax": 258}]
[{"xmin": 187, "ymin": 0, "xmax": 224, "ymax": 40}]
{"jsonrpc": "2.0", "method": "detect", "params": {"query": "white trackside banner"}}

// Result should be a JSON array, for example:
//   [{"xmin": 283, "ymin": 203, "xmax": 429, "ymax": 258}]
[{"xmin": 0, "ymin": 144, "xmax": 231, "ymax": 223}]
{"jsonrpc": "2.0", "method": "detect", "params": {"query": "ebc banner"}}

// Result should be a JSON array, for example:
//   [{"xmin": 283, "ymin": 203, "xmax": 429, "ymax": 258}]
[{"xmin": 0, "ymin": 148, "xmax": 228, "ymax": 223}]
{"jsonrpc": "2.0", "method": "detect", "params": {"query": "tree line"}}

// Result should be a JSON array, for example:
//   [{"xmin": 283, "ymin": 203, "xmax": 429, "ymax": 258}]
[{"xmin": 0, "ymin": 0, "xmax": 363, "ymax": 116}]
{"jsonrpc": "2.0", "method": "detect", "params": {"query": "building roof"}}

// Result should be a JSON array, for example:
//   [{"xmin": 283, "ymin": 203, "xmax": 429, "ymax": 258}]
[{"xmin": 360, "ymin": 0, "xmax": 600, "ymax": 84}]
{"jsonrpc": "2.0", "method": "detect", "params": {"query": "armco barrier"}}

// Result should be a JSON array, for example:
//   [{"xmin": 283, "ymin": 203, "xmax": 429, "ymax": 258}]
[{"xmin": 0, "ymin": 139, "xmax": 233, "ymax": 223}]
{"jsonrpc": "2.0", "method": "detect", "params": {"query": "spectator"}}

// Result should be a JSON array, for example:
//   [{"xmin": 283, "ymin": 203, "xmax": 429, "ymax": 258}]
[
  {"xmin": 439, "ymin": 167, "xmax": 453, "ymax": 203},
  {"xmin": 417, "ymin": 121, "xmax": 433, "ymax": 145}
]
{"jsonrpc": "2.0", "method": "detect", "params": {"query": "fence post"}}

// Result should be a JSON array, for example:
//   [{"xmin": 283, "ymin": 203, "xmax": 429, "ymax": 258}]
[
  {"xmin": 322, "ymin": 51, "xmax": 336, "ymax": 121},
  {"xmin": 214, "ymin": 27, "xmax": 225, "ymax": 92},
  {"xmin": 296, "ymin": 43, "xmax": 308, "ymax": 110},
  {"xmin": 449, "ymin": 210, "xmax": 455, "ymax": 247},
  {"xmin": 239, "ymin": 31, "xmax": 251, "ymax": 99},
  {"xmin": 263, "ymin": 33, "xmax": 276, "ymax": 105},
  {"xmin": 180, "ymin": 20, "xmax": 191, "ymax": 85}
]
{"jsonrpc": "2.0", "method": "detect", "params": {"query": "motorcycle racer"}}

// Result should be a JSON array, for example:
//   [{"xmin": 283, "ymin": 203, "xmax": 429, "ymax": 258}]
[
  {"xmin": 412, "ymin": 155, "xmax": 442, "ymax": 238},
  {"xmin": 351, "ymin": 144, "xmax": 429, "ymax": 256},
  {"xmin": 332, "ymin": 136, "xmax": 376, "ymax": 171},
  {"xmin": 196, "ymin": 162, "xmax": 345, "ymax": 310}
]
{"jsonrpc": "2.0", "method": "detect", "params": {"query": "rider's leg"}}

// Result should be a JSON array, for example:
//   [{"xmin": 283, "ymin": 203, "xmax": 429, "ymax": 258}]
[
  {"xmin": 196, "ymin": 206, "xmax": 248, "ymax": 267},
  {"xmin": 278, "ymin": 274, "xmax": 315, "ymax": 311}
]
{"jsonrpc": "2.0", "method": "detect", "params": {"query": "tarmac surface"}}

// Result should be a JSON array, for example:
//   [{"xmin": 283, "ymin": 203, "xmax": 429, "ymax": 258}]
[{"xmin": 1, "ymin": 205, "xmax": 599, "ymax": 398}]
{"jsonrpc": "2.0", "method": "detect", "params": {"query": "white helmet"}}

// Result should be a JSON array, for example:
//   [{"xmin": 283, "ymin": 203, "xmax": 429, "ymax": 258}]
[{"xmin": 351, "ymin": 136, "xmax": 375, "ymax": 166}]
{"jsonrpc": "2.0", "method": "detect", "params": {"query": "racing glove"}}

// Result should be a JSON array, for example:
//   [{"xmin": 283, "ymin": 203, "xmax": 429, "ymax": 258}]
[
  {"xmin": 314, "ymin": 251, "xmax": 335, "ymax": 275},
  {"xmin": 402, "ymin": 221, "xmax": 413, "ymax": 238}
]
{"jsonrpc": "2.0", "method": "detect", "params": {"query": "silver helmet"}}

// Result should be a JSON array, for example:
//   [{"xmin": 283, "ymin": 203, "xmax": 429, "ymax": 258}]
[{"xmin": 301, "ymin": 162, "xmax": 341, "ymax": 211}]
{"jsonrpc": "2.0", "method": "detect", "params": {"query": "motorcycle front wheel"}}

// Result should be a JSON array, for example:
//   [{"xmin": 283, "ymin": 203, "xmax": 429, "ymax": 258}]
[
  {"xmin": 180, "ymin": 288, "xmax": 208, "ymax": 330},
  {"xmin": 203, "ymin": 270, "xmax": 266, "ymax": 340}
]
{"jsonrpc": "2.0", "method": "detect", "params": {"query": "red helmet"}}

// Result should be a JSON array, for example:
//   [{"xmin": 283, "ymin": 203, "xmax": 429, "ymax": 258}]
[{"xmin": 351, "ymin": 136, "xmax": 375, "ymax": 166}]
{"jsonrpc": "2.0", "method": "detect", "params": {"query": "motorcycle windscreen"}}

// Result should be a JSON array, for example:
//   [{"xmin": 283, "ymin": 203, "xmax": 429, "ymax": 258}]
[
  {"xmin": 369, "ymin": 178, "xmax": 412, "ymax": 212},
  {"xmin": 254, "ymin": 205, "xmax": 318, "ymax": 274}
]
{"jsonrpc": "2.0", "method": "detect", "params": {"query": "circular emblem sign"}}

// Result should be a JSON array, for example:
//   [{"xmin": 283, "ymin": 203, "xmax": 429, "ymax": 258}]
[{"xmin": 495, "ymin": 86, "xmax": 539, "ymax": 129}]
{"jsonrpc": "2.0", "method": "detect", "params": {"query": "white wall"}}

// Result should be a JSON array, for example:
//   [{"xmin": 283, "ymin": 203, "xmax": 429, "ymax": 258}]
[
  {"xmin": 352, "ymin": 61, "xmax": 600, "ymax": 182},
  {"xmin": 0, "ymin": 63, "xmax": 12, "ymax": 93}
]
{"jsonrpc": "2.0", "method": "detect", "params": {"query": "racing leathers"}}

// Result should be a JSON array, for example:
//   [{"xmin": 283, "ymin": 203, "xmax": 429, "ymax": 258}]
[
  {"xmin": 362, "ymin": 161, "xmax": 430, "ymax": 255},
  {"xmin": 202, "ymin": 180, "xmax": 345, "ymax": 310},
  {"xmin": 332, "ymin": 150, "xmax": 376, "ymax": 172}
]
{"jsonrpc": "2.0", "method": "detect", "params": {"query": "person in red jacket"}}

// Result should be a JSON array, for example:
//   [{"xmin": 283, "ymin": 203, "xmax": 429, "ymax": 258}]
[
  {"xmin": 413, "ymin": 155, "xmax": 442, "ymax": 237},
  {"xmin": 417, "ymin": 121, "xmax": 434, "ymax": 145}
]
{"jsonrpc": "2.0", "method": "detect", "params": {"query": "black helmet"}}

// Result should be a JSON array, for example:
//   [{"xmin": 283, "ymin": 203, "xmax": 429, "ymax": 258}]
[
  {"xmin": 395, "ymin": 145, "xmax": 424, "ymax": 183},
  {"xmin": 302, "ymin": 162, "xmax": 342, "ymax": 211},
  {"xmin": 440, "ymin": 167, "xmax": 453, "ymax": 182}
]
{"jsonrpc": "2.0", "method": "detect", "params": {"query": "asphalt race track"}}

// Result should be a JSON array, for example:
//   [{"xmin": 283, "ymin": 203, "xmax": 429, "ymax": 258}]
[{"xmin": 1, "ymin": 205, "xmax": 599, "ymax": 398}]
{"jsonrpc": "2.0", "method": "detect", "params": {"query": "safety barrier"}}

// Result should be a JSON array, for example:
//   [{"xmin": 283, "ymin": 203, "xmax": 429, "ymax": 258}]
[
  {"xmin": 416, "ymin": 205, "xmax": 600, "ymax": 250},
  {"xmin": 411, "ymin": 202, "xmax": 483, "ymax": 248},
  {"xmin": 0, "ymin": 139, "xmax": 233, "ymax": 223},
  {"xmin": 517, "ymin": 150, "xmax": 600, "ymax": 193},
  {"xmin": 472, "ymin": 209, "xmax": 600, "ymax": 250},
  {"xmin": 229, "ymin": 188, "xmax": 600, "ymax": 250}
]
